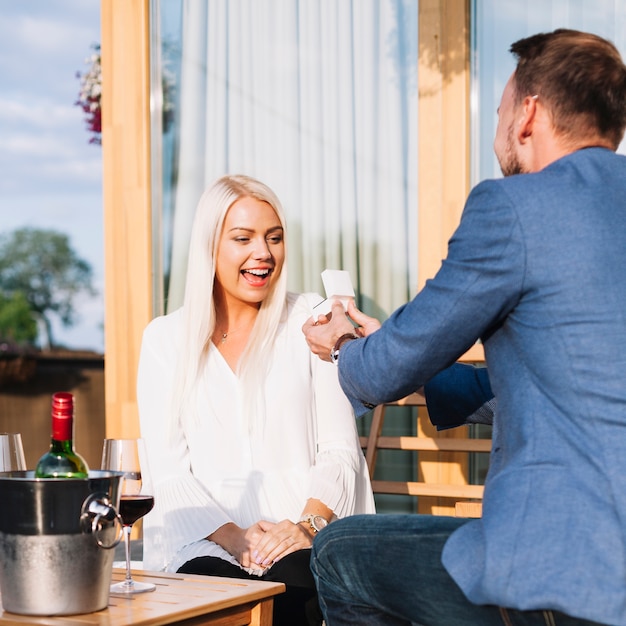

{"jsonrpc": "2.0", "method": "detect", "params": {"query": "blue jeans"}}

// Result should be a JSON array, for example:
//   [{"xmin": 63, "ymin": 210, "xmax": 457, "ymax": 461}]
[{"xmin": 310, "ymin": 514, "xmax": 606, "ymax": 626}]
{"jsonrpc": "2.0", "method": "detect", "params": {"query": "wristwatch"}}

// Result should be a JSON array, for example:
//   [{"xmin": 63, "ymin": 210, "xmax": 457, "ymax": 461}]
[
  {"xmin": 329, "ymin": 333, "xmax": 358, "ymax": 364},
  {"xmin": 298, "ymin": 514, "xmax": 329, "ymax": 533}
]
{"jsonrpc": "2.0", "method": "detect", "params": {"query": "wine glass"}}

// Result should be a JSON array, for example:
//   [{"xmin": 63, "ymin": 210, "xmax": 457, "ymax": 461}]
[
  {"xmin": 0, "ymin": 433, "xmax": 27, "ymax": 472},
  {"xmin": 101, "ymin": 438, "xmax": 156, "ymax": 594}
]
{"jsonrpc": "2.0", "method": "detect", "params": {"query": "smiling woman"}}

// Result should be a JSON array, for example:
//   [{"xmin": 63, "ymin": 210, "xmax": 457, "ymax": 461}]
[{"xmin": 136, "ymin": 174, "xmax": 375, "ymax": 626}]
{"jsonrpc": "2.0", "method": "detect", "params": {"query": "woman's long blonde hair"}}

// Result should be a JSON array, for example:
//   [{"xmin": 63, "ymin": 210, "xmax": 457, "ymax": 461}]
[{"xmin": 171, "ymin": 174, "xmax": 288, "ymax": 429}]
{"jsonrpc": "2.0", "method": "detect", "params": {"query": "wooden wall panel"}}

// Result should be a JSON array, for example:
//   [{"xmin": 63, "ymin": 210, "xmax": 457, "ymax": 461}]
[
  {"xmin": 417, "ymin": 0, "xmax": 481, "ymax": 514},
  {"xmin": 418, "ymin": 0, "xmax": 481, "ymax": 366},
  {"xmin": 418, "ymin": 0, "xmax": 470, "ymax": 287},
  {"xmin": 101, "ymin": 0, "xmax": 152, "ymax": 437}
]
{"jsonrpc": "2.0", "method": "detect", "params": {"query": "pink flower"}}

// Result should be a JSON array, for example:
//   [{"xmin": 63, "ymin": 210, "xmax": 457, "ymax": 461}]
[{"xmin": 75, "ymin": 44, "xmax": 102, "ymax": 145}]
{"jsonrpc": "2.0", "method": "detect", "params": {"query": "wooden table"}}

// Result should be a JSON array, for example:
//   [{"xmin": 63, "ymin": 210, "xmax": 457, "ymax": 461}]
[{"xmin": 0, "ymin": 569, "xmax": 285, "ymax": 626}]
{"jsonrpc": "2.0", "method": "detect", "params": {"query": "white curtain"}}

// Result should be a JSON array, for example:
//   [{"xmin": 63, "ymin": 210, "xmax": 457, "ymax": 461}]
[{"xmin": 166, "ymin": 0, "xmax": 418, "ymax": 317}]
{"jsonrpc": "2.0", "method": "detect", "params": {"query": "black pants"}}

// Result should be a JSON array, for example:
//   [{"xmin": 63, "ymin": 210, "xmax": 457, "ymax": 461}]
[{"xmin": 177, "ymin": 549, "xmax": 322, "ymax": 626}]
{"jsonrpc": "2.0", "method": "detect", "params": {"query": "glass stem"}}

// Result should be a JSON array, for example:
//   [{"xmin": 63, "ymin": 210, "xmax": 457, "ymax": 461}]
[{"xmin": 123, "ymin": 524, "xmax": 133, "ymax": 585}]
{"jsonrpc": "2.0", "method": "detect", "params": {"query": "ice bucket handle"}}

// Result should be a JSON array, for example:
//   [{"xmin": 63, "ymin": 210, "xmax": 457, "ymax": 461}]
[{"xmin": 80, "ymin": 492, "xmax": 124, "ymax": 549}]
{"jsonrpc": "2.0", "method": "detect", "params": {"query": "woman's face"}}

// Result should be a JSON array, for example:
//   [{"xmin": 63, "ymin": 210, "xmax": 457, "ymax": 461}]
[{"xmin": 214, "ymin": 196, "xmax": 285, "ymax": 307}]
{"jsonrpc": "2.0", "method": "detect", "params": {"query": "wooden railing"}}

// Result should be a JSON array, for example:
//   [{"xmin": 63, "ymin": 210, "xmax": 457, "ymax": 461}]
[{"xmin": 360, "ymin": 392, "xmax": 490, "ymax": 516}]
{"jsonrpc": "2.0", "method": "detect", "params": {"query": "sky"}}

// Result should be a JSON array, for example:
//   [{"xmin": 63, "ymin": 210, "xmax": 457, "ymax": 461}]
[{"xmin": 0, "ymin": 0, "xmax": 103, "ymax": 353}]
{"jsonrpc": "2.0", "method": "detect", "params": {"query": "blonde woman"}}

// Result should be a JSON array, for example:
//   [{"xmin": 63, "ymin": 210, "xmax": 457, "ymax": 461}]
[{"xmin": 137, "ymin": 174, "xmax": 375, "ymax": 625}]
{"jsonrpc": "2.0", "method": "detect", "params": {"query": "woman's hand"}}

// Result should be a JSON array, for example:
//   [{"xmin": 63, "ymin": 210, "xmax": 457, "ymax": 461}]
[
  {"xmin": 250, "ymin": 519, "xmax": 314, "ymax": 568},
  {"xmin": 208, "ymin": 522, "xmax": 267, "ymax": 569}
]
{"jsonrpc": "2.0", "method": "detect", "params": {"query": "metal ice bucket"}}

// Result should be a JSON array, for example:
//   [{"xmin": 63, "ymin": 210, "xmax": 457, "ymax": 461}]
[{"xmin": 0, "ymin": 470, "xmax": 124, "ymax": 616}]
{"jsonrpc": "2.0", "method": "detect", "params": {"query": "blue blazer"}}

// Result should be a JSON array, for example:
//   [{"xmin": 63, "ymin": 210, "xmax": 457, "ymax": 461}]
[{"xmin": 338, "ymin": 148, "xmax": 626, "ymax": 625}]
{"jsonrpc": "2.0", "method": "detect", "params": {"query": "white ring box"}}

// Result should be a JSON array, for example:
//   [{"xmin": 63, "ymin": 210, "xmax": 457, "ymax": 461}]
[{"xmin": 312, "ymin": 269, "xmax": 355, "ymax": 315}]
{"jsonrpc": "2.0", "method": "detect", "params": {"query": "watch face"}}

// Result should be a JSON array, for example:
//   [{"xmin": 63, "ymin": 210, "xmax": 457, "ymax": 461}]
[{"xmin": 312, "ymin": 515, "xmax": 328, "ymax": 531}]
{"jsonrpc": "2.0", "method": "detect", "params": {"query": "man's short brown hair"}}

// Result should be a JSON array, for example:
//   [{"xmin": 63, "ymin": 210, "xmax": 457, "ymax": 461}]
[{"xmin": 510, "ymin": 29, "xmax": 626, "ymax": 149}]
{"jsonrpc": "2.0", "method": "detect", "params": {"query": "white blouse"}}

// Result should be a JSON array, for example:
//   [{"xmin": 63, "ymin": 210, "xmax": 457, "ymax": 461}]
[{"xmin": 137, "ymin": 292, "xmax": 375, "ymax": 573}]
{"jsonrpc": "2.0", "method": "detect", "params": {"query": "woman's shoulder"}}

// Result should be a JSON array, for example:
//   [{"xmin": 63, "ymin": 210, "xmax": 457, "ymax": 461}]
[{"xmin": 142, "ymin": 308, "xmax": 184, "ymax": 343}]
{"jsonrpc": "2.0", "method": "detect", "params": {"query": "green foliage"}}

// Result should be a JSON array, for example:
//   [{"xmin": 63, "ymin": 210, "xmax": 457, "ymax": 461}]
[
  {"xmin": 0, "ymin": 227, "xmax": 96, "ymax": 348},
  {"xmin": 0, "ymin": 291, "xmax": 37, "ymax": 345}
]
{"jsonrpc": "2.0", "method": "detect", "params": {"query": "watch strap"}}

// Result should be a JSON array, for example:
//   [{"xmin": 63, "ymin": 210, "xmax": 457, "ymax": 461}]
[
  {"xmin": 330, "ymin": 333, "xmax": 358, "ymax": 363},
  {"xmin": 298, "ymin": 514, "xmax": 329, "ymax": 533}
]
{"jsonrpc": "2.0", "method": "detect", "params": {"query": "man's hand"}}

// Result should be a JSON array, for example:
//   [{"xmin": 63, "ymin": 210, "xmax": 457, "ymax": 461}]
[
  {"xmin": 302, "ymin": 300, "xmax": 356, "ymax": 361},
  {"xmin": 302, "ymin": 299, "xmax": 382, "ymax": 362},
  {"xmin": 346, "ymin": 300, "xmax": 381, "ymax": 337}
]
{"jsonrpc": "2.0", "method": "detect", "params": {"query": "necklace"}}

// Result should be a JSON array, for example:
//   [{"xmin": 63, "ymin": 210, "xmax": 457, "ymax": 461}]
[{"xmin": 216, "ymin": 323, "xmax": 250, "ymax": 344}]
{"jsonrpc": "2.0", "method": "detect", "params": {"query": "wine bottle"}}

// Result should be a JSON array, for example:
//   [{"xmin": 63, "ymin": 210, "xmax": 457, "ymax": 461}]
[{"xmin": 34, "ymin": 392, "xmax": 89, "ymax": 478}]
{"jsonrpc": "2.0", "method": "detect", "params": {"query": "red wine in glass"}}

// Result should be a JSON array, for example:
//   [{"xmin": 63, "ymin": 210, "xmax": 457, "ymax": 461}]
[
  {"xmin": 101, "ymin": 438, "xmax": 156, "ymax": 594},
  {"xmin": 119, "ymin": 495, "xmax": 155, "ymax": 525}
]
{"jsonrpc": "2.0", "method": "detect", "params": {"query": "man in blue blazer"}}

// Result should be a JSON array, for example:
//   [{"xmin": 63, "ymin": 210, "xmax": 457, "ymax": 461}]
[{"xmin": 303, "ymin": 29, "xmax": 626, "ymax": 625}]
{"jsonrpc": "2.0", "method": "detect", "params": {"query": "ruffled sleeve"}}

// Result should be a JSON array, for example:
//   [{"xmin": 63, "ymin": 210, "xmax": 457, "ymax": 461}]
[{"xmin": 298, "ymin": 294, "xmax": 375, "ymax": 518}]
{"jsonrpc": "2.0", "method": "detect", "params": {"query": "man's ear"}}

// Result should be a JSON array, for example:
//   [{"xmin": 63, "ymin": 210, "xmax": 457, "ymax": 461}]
[{"xmin": 518, "ymin": 94, "xmax": 538, "ymax": 141}]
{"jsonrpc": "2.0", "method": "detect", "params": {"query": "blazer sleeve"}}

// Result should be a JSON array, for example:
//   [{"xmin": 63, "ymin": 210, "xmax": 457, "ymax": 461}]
[
  {"xmin": 424, "ymin": 363, "xmax": 495, "ymax": 430},
  {"xmin": 337, "ymin": 180, "xmax": 524, "ymax": 417}
]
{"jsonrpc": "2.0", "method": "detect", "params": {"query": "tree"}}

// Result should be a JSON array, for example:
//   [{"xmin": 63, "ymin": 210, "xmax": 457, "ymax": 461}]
[
  {"xmin": 0, "ymin": 291, "xmax": 38, "ymax": 345},
  {"xmin": 0, "ymin": 228, "xmax": 96, "ymax": 349}
]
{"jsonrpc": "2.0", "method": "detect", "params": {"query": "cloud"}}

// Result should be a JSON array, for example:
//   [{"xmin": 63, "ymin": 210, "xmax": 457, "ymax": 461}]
[
  {"xmin": 0, "ymin": 1, "xmax": 99, "ymax": 51},
  {"xmin": 0, "ymin": 97, "xmax": 80, "ymax": 127},
  {"xmin": 0, "ymin": 4, "xmax": 100, "ymax": 98},
  {"xmin": 0, "ymin": 2, "xmax": 102, "ymax": 189},
  {"xmin": 0, "ymin": 125, "xmax": 101, "ymax": 193}
]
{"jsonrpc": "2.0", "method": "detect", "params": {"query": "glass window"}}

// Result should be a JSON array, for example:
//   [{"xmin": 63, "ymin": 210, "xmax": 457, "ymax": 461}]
[
  {"xmin": 151, "ymin": 0, "xmax": 418, "ymax": 322},
  {"xmin": 471, "ymin": 0, "xmax": 626, "ymax": 184},
  {"xmin": 469, "ymin": 0, "xmax": 626, "ymax": 485}
]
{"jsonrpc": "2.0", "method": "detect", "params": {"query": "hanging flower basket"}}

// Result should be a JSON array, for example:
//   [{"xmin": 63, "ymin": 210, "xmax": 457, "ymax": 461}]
[
  {"xmin": 75, "ymin": 44, "xmax": 102, "ymax": 145},
  {"xmin": 75, "ymin": 43, "xmax": 175, "ymax": 145}
]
